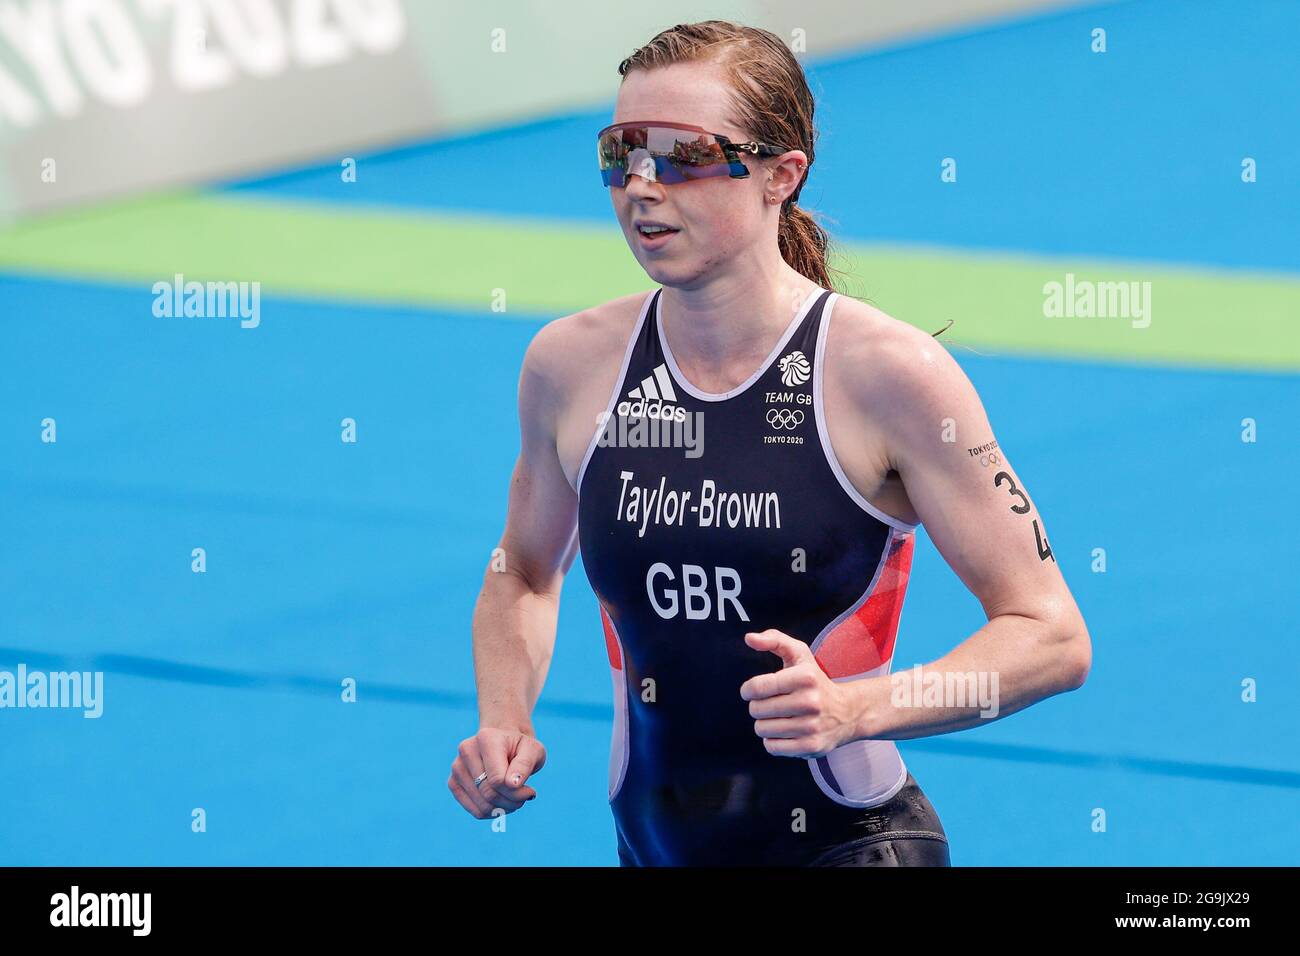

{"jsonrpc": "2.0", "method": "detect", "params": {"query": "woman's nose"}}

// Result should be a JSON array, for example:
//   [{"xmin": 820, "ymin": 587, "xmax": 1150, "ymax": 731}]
[
  {"xmin": 624, "ymin": 174, "xmax": 659, "ymax": 200},
  {"xmin": 623, "ymin": 177, "xmax": 664, "ymax": 204},
  {"xmin": 626, "ymin": 148, "xmax": 658, "ymax": 183}
]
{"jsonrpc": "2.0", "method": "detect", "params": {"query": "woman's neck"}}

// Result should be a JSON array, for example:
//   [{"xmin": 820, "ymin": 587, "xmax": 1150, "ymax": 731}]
[{"xmin": 658, "ymin": 267, "xmax": 820, "ymax": 380}]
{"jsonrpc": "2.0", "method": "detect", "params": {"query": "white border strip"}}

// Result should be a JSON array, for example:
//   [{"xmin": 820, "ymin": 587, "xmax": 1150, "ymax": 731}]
[
  {"xmin": 814, "ymin": 292, "xmax": 920, "ymax": 533},
  {"xmin": 804, "ymin": 527, "xmax": 907, "ymax": 808},
  {"xmin": 657, "ymin": 285, "xmax": 823, "ymax": 402},
  {"xmin": 573, "ymin": 288, "xmax": 657, "ymax": 498},
  {"xmin": 810, "ymin": 755, "xmax": 909, "ymax": 809}
]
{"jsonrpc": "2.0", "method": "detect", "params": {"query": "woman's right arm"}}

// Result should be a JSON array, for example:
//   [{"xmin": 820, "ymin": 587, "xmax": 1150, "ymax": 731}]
[{"xmin": 449, "ymin": 319, "xmax": 583, "ymax": 820}]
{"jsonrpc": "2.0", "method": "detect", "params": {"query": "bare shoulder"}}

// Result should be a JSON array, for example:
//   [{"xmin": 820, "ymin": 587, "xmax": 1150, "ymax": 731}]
[
  {"xmin": 522, "ymin": 290, "xmax": 649, "ymax": 396},
  {"xmin": 521, "ymin": 290, "xmax": 655, "ymax": 490},
  {"xmin": 825, "ymin": 294, "xmax": 976, "ymax": 425},
  {"xmin": 819, "ymin": 294, "xmax": 984, "ymax": 524}
]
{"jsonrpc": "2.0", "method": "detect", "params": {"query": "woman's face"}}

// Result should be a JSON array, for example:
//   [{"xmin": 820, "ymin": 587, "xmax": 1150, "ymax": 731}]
[{"xmin": 609, "ymin": 61, "xmax": 781, "ymax": 289}]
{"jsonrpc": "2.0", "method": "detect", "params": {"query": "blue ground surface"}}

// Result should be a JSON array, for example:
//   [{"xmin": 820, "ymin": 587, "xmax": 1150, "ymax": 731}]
[{"xmin": 1, "ymin": 273, "xmax": 1295, "ymax": 865}]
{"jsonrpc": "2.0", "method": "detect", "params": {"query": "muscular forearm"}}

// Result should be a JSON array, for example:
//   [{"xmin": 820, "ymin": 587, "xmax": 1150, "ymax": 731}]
[
  {"xmin": 849, "ymin": 610, "xmax": 1088, "ymax": 741},
  {"xmin": 471, "ymin": 567, "xmax": 561, "ymax": 735}
]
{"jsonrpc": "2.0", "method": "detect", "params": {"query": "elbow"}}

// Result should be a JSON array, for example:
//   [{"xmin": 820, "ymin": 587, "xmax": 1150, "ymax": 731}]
[
  {"xmin": 1018, "ymin": 599, "xmax": 1090, "ymax": 693},
  {"xmin": 1054, "ymin": 614, "xmax": 1092, "ymax": 692},
  {"xmin": 485, "ymin": 554, "xmax": 563, "ymax": 604},
  {"xmin": 1062, "ymin": 641, "xmax": 1091, "ymax": 692}
]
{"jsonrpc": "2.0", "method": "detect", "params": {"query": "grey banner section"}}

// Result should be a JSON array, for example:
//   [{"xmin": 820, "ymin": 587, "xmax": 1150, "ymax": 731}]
[
  {"xmin": 0, "ymin": 0, "xmax": 1098, "ymax": 220},
  {"xmin": 0, "ymin": 0, "xmax": 439, "ymax": 218}
]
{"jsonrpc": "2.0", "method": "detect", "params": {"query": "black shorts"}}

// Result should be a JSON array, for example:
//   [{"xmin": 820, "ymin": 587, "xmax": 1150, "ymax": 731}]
[
  {"xmin": 615, "ymin": 771, "xmax": 951, "ymax": 867},
  {"xmin": 804, "ymin": 772, "xmax": 951, "ymax": 867}
]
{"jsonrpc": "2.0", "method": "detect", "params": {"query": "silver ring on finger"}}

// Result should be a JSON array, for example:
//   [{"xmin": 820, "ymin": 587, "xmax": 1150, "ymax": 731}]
[{"xmin": 473, "ymin": 771, "xmax": 488, "ymax": 788}]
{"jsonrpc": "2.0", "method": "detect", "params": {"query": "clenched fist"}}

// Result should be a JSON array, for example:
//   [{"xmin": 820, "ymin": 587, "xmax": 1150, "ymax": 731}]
[{"xmin": 449, "ymin": 727, "xmax": 546, "ymax": 818}]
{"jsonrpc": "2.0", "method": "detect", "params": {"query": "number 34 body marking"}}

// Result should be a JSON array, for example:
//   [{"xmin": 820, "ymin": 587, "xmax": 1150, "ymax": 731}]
[{"xmin": 993, "ymin": 471, "xmax": 1055, "ymax": 563}]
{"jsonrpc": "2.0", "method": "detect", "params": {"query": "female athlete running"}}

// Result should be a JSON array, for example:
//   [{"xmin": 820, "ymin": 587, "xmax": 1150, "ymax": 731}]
[{"xmin": 450, "ymin": 21, "xmax": 1091, "ymax": 866}]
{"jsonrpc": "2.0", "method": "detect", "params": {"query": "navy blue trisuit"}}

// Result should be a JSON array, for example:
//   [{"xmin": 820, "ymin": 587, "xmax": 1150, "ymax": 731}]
[{"xmin": 575, "ymin": 285, "xmax": 950, "ymax": 866}]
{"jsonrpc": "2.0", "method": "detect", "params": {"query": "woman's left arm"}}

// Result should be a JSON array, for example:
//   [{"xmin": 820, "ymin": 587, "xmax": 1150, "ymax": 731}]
[
  {"xmin": 743, "ymin": 320, "xmax": 1091, "ymax": 756},
  {"xmin": 849, "ymin": 325, "xmax": 1092, "ymax": 741}
]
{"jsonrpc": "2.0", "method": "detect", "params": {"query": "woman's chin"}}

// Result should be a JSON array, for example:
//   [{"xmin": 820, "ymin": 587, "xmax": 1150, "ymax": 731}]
[{"xmin": 640, "ymin": 259, "xmax": 702, "ymax": 288}]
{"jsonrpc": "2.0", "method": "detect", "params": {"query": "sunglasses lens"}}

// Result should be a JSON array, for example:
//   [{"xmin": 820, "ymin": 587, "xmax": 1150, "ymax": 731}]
[
  {"xmin": 598, "ymin": 126, "xmax": 743, "ymax": 186},
  {"xmin": 598, "ymin": 132, "xmax": 628, "ymax": 186}
]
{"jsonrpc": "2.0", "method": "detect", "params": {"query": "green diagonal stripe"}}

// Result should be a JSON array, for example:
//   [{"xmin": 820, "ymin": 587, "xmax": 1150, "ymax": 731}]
[{"xmin": 1, "ymin": 192, "xmax": 1296, "ymax": 371}]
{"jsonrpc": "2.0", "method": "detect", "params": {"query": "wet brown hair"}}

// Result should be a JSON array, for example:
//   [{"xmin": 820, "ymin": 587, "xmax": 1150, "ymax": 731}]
[{"xmin": 617, "ymin": 20, "xmax": 841, "ymax": 291}]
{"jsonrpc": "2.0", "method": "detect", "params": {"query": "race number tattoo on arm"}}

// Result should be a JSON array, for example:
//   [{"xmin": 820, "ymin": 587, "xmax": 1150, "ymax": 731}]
[
  {"xmin": 993, "ymin": 470, "xmax": 1055, "ymax": 563},
  {"xmin": 993, "ymin": 471, "xmax": 1030, "ymax": 514}
]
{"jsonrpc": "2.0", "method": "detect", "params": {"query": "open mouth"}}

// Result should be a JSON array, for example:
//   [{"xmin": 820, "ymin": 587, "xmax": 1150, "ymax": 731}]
[{"xmin": 635, "ymin": 224, "xmax": 680, "ymax": 248}]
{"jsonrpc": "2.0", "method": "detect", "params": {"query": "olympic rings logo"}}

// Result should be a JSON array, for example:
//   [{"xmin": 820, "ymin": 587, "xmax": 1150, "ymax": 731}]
[
  {"xmin": 766, "ymin": 408, "xmax": 805, "ymax": 430},
  {"xmin": 981, "ymin": 453, "xmax": 1002, "ymax": 467}
]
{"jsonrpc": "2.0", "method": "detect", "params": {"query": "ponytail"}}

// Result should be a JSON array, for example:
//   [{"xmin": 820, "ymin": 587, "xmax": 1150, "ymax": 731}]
[{"xmin": 778, "ymin": 203, "xmax": 836, "ymax": 291}]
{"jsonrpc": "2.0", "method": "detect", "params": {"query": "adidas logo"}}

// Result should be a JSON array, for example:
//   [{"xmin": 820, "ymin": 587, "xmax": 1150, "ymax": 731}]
[{"xmin": 616, "ymin": 363, "xmax": 687, "ymax": 423}]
